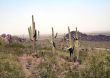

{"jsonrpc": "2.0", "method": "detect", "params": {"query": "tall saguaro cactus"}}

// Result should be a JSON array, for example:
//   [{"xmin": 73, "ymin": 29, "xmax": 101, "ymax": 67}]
[
  {"xmin": 28, "ymin": 15, "xmax": 39, "ymax": 53},
  {"xmin": 74, "ymin": 27, "xmax": 79, "ymax": 61},
  {"xmin": 68, "ymin": 26, "xmax": 73, "ymax": 48},
  {"xmin": 51, "ymin": 27, "xmax": 57, "ymax": 53},
  {"xmin": 68, "ymin": 26, "xmax": 74, "ymax": 58}
]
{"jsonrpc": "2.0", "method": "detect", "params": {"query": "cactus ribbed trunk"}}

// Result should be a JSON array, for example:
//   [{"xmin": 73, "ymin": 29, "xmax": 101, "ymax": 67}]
[
  {"xmin": 74, "ymin": 27, "xmax": 79, "ymax": 60},
  {"xmin": 68, "ymin": 26, "xmax": 73, "ymax": 48},
  {"xmin": 33, "ymin": 38, "xmax": 35, "ymax": 53},
  {"xmin": 32, "ymin": 15, "xmax": 36, "ymax": 53},
  {"xmin": 52, "ymin": 27, "xmax": 55, "ymax": 53}
]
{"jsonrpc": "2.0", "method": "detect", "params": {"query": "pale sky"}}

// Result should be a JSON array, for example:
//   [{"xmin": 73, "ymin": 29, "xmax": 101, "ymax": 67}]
[{"xmin": 0, "ymin": 0, "xmax": 110, "ymax": 35}]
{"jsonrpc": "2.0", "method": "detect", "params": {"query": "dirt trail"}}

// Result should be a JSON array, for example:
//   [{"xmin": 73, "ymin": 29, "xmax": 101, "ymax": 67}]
[
  {"xmin": 18, "ymin": 54, "xmax": 33, "ymax": 77},
  {"xmin": 18, "ymin": 54, "xmax": 44, "ymax": 77},
  {"xmin": 18, "ymin": 54, "xmax": 85, "ymax": 78}
]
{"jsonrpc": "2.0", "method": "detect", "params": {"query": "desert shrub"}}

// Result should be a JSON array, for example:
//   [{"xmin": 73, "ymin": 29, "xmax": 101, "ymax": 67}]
[
  {"xmin": 5, "ymin": 42, "xmax": 25, "ymax": 48},
  {"xmin": 79, "ymin": 48, "xmax": 90, "ymax": 64},
  {"xmin": 36, "ymin": 62, "xmax": 58, "ymax": 78},
  {"xmin": 0, "ymin": 41, "xmax": 32, "ymax": 56},
  {"xmin": 31, "ymin": 51, "xmax": 68, "ymax": 78},
  {"xmin": 32, "ymin": 57, "xmax": 58, "ymax": 78},
  {"xmin": 0, "ymin": 38, "xmax": 7, "ymax": 46},
  {"xmin": 0, "ymin": 53, "xmax": 25, "ymax": 78},
  {"xmin": 81, "ymin": 50, "xmax": 110, "ymax": 78},
  {"xmin": 65, "ymin": 69, "xmax": 82, "ymax": 78}
]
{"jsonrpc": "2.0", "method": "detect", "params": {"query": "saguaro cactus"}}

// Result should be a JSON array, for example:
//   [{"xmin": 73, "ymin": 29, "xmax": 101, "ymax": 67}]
[
  {"xmin": 68, "ymin": 26, "xmax": 74, "ymax": 57},
  {"xmin": 74, "ymin": 27, "xmax": 79, "ymax": 62},
  {"xmin": 49, "ymin": 27, "xmax": 57, "ymax": 53},
  {"xmin": 68, "ymin": 26, "xmax": 73, "ymax": 48},
  {"xmin": 28, "ymin": 15, "xmax": 39, "ymax": 53}
]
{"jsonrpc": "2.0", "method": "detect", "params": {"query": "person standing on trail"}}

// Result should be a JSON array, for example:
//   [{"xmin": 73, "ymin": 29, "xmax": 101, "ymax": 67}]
[{"xmin": 68, "ymin": 46, "xmax": 74, "ymax": 57}]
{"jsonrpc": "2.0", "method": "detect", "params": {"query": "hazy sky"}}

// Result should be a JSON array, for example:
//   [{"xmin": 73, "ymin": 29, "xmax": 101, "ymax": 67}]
[{"xmin": 0, "ymin": 0, "xmax": 110, "ymax": 35}]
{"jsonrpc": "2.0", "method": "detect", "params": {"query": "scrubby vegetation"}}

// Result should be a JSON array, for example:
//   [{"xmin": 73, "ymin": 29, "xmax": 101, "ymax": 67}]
[
  {"xmin": 0, "ymin": 53, "xmax": 25, "ymax": 78},
  {"xmin": 0, "ymin": 38, "xmax": 110, "ymax": 78}
]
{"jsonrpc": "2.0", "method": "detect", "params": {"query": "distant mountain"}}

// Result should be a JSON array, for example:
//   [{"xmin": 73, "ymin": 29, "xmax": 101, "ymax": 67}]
[
  {"xmin": 0, "ymin": 34, "xmax": 26, "ymax": 43},
  {"xmin": 66, "ymin": 31, "xmax": 110, "ymax": 41},
  {"xmin": 87, "ymin": 32, "xmax": 110, "ymax": 36}
]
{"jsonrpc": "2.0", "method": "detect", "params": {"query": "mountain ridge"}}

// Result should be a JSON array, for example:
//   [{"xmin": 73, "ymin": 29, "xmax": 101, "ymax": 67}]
[{"xmin": 66, "ymin": 31, "xmax": 110, "ymax": 41}]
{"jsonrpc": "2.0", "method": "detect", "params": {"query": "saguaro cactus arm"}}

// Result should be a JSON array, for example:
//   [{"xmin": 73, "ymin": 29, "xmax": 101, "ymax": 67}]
[
  {"xmin": 28, "ymin": 26, "xmax": 32, "ymax": 40},
  {"xmin": 68, "ymin": 26, "xmax": 73, "ymax": 48},
  {"xmin": 55, "ymin": 33, "xmax": 58, "ymax": 38},
  {"xmin": 75, "ymin": 27, "xmax": 78, "ymax": 40},
  {"xmin": 49, "ymin": 27, "xmax": 58, "ymax": 53},
  {"xmin": 52, "ymin": 27, "xmax": 54, "ymax": 41}
]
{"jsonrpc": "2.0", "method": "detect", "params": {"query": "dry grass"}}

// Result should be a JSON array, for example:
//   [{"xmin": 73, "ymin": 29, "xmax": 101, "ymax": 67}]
[{"xmin": 0, "ymin": 39, "xmax": 110, "ymax": 78}]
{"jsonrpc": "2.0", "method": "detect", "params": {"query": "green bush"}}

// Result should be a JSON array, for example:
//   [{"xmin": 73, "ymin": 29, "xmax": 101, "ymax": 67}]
[
  {"xmin": 0, "ymin": 53, "xmax": 25, "ymax": 78},
  {"xmin": 5, "ymin": 42, "xmax": 25, "ymax": 48},
  {"xmin": 81, "ymin": 50, "xmax": 110, "ymax": 78}
]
